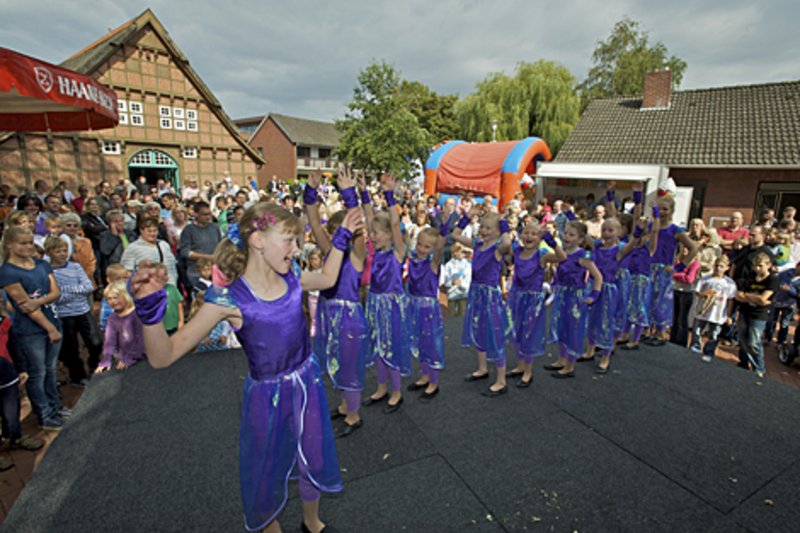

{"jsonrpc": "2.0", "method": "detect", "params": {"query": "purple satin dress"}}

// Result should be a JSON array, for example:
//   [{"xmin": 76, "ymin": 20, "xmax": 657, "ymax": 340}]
[
  {"xmin": 548, "ymin": 248, "xmax": 591, "ymax": 358},
  {"xmin": 204, "ymin": 265, "xmax": 341, "ymax": 531},
  {"xmin": 314, "ymin": 251, "xmax": 368, "ymax": 392},
  {"xmin": 366, "ymin": 248, "xmax": 411, "ymax": 375},
  {"xmin": 588, "ymin": 245, "xmax": 621, "ymax": 349},
  {"xmin": 407, "ymin": 252, "xmax": 445, "ymax": 369},
  {"xmin": 650, "ymin": 224, "xmax": 683, "ymax": 328},
  {"xmin": 461, "ymin": 240, "xmax": 511, "ymax": 363},
  {"xmin": 508, "ymin": 247, "xmax": 547, "ymax": 359}
]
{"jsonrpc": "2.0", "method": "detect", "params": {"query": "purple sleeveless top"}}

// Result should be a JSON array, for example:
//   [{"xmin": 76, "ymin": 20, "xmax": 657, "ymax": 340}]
[
  {"xmin": 555, "ymin": 249, "xmax": 590, "ymax": 288},
  {"xmin": 320, "ymin": 250, "xmax": 360, "ymax": 302},
  {"xmin": 594, "ymin": 245, "xmax": 620, "ymax": 282},
  {"xmin": 628, "ymin": 245, "xmax": 651, "ymax": 276},
  {"xmin": 408, "ymin": 253, "xmax": 439, "ymax": 297},
  {"xmin": 652, "ymin": 223, "xmax": 683, "ymax": 264},
  {"xmin": 512, "ymin": 247, "xmax": 545, "ymax": 291},
  {"xmin": 370, "ymin": 249, "xmax": 404, "ymax": 294},
  {"xmin": 472, "ymin": 241, "xmax": 502, "ymax": 286},
  {"xmin": 227, "ymin": 268, "xmax": 309, "ymax": 380}
]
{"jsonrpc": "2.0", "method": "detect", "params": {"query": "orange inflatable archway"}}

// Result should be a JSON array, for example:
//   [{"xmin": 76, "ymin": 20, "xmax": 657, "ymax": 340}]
[{"xmin": 424, "ymin": 137, "xmax": 551, "ymax": 210}]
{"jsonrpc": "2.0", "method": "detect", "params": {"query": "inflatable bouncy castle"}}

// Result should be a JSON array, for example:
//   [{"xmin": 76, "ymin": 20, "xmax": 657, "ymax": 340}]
[{"xmin": 424, "ymin": 137, "xmax": 551, "ymax": 210}]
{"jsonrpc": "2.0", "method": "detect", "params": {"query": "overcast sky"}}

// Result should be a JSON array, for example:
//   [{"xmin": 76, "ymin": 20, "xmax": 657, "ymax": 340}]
[{"xmin": 2, "ymin": 0, "xmax": 798, "ymax": 123}]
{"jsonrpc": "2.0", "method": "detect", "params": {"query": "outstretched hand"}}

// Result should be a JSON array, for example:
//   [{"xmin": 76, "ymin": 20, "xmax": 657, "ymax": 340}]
[
  {"xmin": 632, "ymin": 181, "xmax": 643, "ymax": 193},
  {"xmin": 341, "ymin": 209, "xmax": 365, "ymax": 233},
  {"xmin": 381, "ymin": 173, "xmax": 396, "ymax": 191},
  {"xmin": 338, "ymin": 165, "xmax": 356, "ymax": 190},
  {"xmin": 308, "ymin": 168, "xmax": 322, "ymax": 189},
  {"xmin": 356, "ymin": 172, "xmax": 367, "ymax": 191},
  {"xmin": 128, "ymin": 260, "xmax": 169, "ymax": 300}
]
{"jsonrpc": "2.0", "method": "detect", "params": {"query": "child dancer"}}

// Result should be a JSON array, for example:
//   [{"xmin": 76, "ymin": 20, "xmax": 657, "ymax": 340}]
[
  {"xmin": 646, "ymin": 197, "xmax": 699, "ymax": 345},
  {"xmin": 621, "ymin": 218, "xmax": 655, "ymax": 350},
  {"xmin": 406, "ymin": 226, "xmax": 446, "ymax": 401},
  {"xmin": 451, "ymin": 209, "xmax": 513, "ymax": 396},
  {"xmin": 305, "ymin": 167, "xmax": 368, "ymax": 437},
  {"xmin": 97, "ymin": 281, "xmax": 146, "ymax": 371},
  {"xmin": 130, "ymin": 202, "xmax": 362, "ymax": 533},
  {"xmin": 581, "ymin": 218, "xmax": 629, "ymax": 374},
  {"xmin": 46, "ymin": 237, "xmax": 102, "ymax": 384},
  {"xmin": 506, "ymin": 224, "xmax": 566, "ymax": 386},
  {"xmin": 544, "ymin": 219, "xmax": 603, "ymax": 378},
  {"xmin": 362, "ymin": 174, "xmax": 412, "ymax": 412}
]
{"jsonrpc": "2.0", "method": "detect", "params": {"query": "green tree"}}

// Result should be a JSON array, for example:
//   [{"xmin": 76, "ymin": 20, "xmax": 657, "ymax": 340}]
[
  {"xmin": 396, "ymin": 80, "xmax": 459, "ymax": 143},
  {"xmin": 336, "ymin": 61, "xmax": 432, "ymax": 179},
  {"xmin": 579, "ymin": 17, "xmax": 687, "ymax": 104},
  {"xmin": 455, "ymin": 60, "xmax": 580, "ymax": 155}
]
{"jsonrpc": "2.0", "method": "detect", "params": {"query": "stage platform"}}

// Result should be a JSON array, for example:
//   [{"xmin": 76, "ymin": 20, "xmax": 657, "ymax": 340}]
[{"xmin": 4, "ymin": 318, "xmax": 800, "ymax": 532}]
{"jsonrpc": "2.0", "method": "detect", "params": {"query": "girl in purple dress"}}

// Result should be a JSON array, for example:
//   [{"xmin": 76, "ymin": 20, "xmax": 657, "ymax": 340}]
[
  {"xmin": 362, "ymin": 174, "xmax": 411, "ymax": 414},
  {"xmin": 645, "ymin": 197, "xmax": 699, "ymax": 346},
  {"xmin": 305, "ymin": 168, "xmax": 368, "ymax": 438},
  {"xmin": 406, "ymin": 226, "xmax": 446, "ymax": 401},
  {"xmin": 505, "ymin": 223, "xmax": 566, "ymax": 387},
  {"xmin": 130, "ymin": 203, "xmax": 362, "ymax": 533},
  {"xmin": 620, "ymin": 217, "xmax": 655, "ymax": 351},
  {"xmin": 544, "ymin": 220, "xmax": 603, "ymax": 379},
  {"xmin": 451, "ymin": 209, "xmax": 513, "ymax": 396}
]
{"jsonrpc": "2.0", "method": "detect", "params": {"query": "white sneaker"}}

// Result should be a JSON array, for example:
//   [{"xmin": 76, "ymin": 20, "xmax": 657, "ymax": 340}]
[
  {"xmin": 756, "ymin": 371, "xmax": 765, "ymax": 379},
  {"xmin": 701, "ymin": 355, "xmax": 712, "ymax": 363}
]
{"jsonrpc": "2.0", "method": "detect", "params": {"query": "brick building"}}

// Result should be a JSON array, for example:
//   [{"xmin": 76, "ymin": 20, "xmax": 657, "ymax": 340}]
[
  {"xmin": 555, "ymin": 71, "xmax": 800, "ymax": 224},
  {"xmin": 0, "ymin": 9, "xmax": 263, "ymax": 194},
  {"xmin": 234, "ymin": 113, "xmax": 340, "ymax": 185}
]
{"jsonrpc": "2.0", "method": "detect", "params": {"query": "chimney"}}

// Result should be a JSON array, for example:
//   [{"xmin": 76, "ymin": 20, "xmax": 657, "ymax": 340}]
[{"xmin": 641, "ymin": 69, "xmax": 672, "ymax": 110}]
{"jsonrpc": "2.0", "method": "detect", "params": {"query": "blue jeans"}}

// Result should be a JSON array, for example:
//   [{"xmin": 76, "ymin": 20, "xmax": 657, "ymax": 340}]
[
  {"xmin": 765, "ymin": 305, "xmax": 795, "ymax": 344},
  {"xmin": 690, "ymin": 319, "xmax": 723, "ymax": 356},
  {"xmin": 736, "ymin": 315, "xmax": 767, "ymax": 373},
  {"xmin": 18, "ymin": 334, "xmax": 62, "ymax": 422}
]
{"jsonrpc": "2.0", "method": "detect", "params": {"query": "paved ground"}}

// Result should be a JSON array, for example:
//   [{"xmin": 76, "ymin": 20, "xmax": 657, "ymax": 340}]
[{"xmin": 3, "ymin": 316, "xmax": 800, "ymax": 532}]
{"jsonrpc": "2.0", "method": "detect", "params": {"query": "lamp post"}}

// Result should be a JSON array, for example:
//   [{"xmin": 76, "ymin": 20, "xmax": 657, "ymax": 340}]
[{"xmin": 491, "ymin": 120, "xmax": 498, "ymax": 142}]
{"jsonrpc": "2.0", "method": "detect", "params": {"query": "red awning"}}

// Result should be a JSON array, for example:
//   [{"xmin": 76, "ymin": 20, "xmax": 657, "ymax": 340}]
[{"xmin": 0, "ymin": 47, "xmax": 118, "ymax": 132}]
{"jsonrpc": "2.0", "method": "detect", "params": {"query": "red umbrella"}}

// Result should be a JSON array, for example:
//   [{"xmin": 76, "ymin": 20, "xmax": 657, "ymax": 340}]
[{"xmin": 0, "ymin": 46, "xmax": 118, "ymax": 132}]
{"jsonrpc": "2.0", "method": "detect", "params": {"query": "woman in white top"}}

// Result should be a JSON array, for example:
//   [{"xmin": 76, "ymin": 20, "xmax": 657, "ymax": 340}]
[{"xmin": 120, "ymin": 216, "xmax": 178, "ymax": 285}]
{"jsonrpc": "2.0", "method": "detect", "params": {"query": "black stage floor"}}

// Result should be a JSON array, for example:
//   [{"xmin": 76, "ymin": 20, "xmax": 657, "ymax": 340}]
[{"xmin": 4, "ymin": 318, "xmax": 800, "ymax": 532}]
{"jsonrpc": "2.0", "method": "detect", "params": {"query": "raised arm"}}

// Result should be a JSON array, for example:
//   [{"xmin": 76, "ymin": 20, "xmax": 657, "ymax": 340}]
[
  {"xmin": 304, "ymin": 168, "xmax": 332, "ymax": 255},
  {"xmin": 358, "ymin": 173, "xmax": 375, "ymax": 237},
  {"xmin": 450, "ymin": 208, "xmax": 481, "ymax": 247},
  {"xmin": 540, "ymin": 230, "xmax": 568, "ymax": 265},
  {"xmin": 300, "ymin": 209, "xmax": 363, "ymax": 291},
  {"xmin": 648, "ymin": 206, "xmax": 661, "ymax": 256},
  {"xmin": 605, "ymin": 181, "xmax": 618, "ymax": 217},
  {"xmin": 496, "ymin": 218, "xmax": 513, "ymax": 258},
  {"xmin": 381, "ymin": 174, "xmax": 406, "ymax": 262}
]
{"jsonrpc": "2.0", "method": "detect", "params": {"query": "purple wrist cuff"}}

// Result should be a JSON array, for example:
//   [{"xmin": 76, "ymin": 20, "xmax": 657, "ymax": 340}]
[
  {"xmin": 542, "ymin": 232, "xmax": 558, "ymax": 248},
  {"xmin": 606, "ymin": 190, "xmax": 614, "ymax": 202},
  {"xmin": 652, "ymin": 205, "xmax": 662, "ymax": 219},
  {"xmin": 456, "ymin": 215, "xmax": 470, "ymax": 230},
  {"xmin": 303, "ymin": 185, "xmax": 318, "ymax": 206},
  {"xmin": 565, "ymin": 210, "xmax": 577, "ymax": 221},
  {"xmin": 134, "ymin": 289, "xmax": 168, "ymax": 325},
  {"xmin": 340, "ymin": 186, "xmax": 359, "ymax": 209},
  {"xmin": 331, "ymin": 226, "xmax": 353, "ymax": 251},
  {"xmin": 587, "ymin": 289, "xmax": 601, "ymax": 303},
  {"xmin": 633, "ymin": 191, "xmax": 643, "ymax": 205},
  {"xmin": 499, "ymin": 219, "xmax": 510, "ymax": 234},
  {"xmin": 360, "ymin": 190, "xmax": 371, "ymax": 205},
  {"xmin": 384, "ymin": 190, "xmax": 396, "ymax": 207},
  {"xmin": 633, "ymin": 225, "xmax": 644, "ymax": 239}
]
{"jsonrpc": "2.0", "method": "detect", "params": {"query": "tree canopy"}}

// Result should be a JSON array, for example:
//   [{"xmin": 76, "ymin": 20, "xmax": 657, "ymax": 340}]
[
  {"xmin": 335, "ymin": 61, "xmax": 435, "ymax": 179},
  {"xmin": 578, "ymin": 17, "xmax": 687, "ymax": 104},
  {"xmin": 455, "ymin": 60, "xmax": 581, "ymax": 155}
]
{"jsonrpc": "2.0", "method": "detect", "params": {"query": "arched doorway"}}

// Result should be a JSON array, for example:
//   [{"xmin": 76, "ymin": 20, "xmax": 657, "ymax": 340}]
[{"xmin": 128, "ymin": 149, "xmax": 180, "ymax": 191}]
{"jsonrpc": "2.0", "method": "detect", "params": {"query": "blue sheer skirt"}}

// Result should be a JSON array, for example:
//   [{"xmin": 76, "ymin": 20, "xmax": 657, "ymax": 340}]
[
  {"xmin": 507, "ymin": 286, "xmax": 547, "ymax": 359},
  {"xmin": 240, "ymin": 356, "xmax": 342, "ymax": 531},
  {"xmin": 365, "ymin": 291, "xmax": 412, "ymax": 376},
  {"xmin": 587, "ymin": 282, "xmax": 620, "ymax": 349},
  {"xmin": 461, "ymin": 283, "xmax": 512, "ymax": 363},
  {"xmin": 408, "ymin": 295, "xmax": 445, "ymax": 370},
  {"xmin": 548, "ymin": 285, "xmax": 589, "ymax": 359},
  {"xmin": 614, "ymin": 268, "xmax": 631, "ymax": 335},
  {"xmin": 627, "ymin": 274, "xmax": 652, "ymax": 327},
  {"xmin": 649, "ymin": 263, "xmax": 674, "ymax": 329},
  {"xmin": 313, "ymin": 297, "xmax": 368, "ymax": 392}
]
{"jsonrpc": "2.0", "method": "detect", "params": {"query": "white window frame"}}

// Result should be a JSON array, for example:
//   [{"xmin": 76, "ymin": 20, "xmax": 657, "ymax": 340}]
[
  {"xmin": 102, "ymin": 141, "xmax": 121, "ymax": 155},
  {"xmin": 118, "ymin": 113, "xmax": 129, "ymax": 125},
  {"xmin": 186, "ymin": 121, "xmax": 198, "ymax": 132},
  {"xmin": 182, "ymin": 146, "xmax": 198, "ymax": 159},
  {"xmin": 159, "ymin": 105, "xmax": 172, "ymax": 117},
  {"xmin": 173, "ymin": 107, "xmax": 185, "ymax": 119},
  {"xmin": 130, "ymin": 114, "xmax": 144, "ymax": 126},
  {"xmin": 186, "ymin": 109, "xmax": 197, "ymax": 121},
  {"xmin": 117, "ymin": 100, "xmax": 127, "ymax": 112},
  {"xmin": 160, "ymin": 117, "xmax": 172, "ymax": 129},
  {"xmin": 174, "ymin": 119, "xmax": 186, "ymax": 131},
  {"xmin": 129, "ymin": 101, "xmax": 143, "ymax": 114}
]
